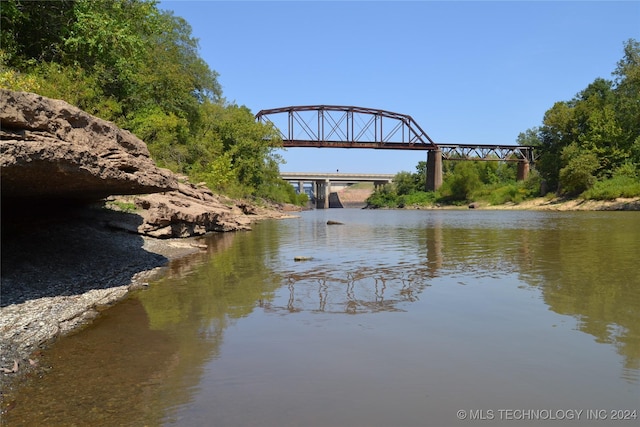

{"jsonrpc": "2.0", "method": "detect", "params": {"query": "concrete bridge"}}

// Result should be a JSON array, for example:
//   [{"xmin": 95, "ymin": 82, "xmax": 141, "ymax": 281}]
[{"xmin": 280, "ymin": 172, "xmax": 394, "ymax": 209}]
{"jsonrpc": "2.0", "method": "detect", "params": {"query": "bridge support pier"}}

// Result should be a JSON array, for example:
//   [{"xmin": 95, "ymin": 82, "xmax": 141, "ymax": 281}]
[
  {"xmin": 517, "ymin": 161, "xmax": 530, "ymax": 182},
  {"xmin": 297, "ymin": 180, "xmax": 304, "ymax": 194},
  {"xmin": 426, "ymin": 149, "xmax": 443, "ymax": 192},
  {"xmin": 373, "ymin": 181, "xmax": 389, "ymax": 191},
  {"xmin": 314, "ymin": 179, "xmax": 330, "ymax": 209}
]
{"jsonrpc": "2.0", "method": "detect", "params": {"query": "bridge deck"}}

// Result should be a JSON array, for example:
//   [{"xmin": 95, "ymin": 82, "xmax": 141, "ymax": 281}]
[{"xmin": 280, "ymin": 172, "xmax": 394, "ymax": 182}]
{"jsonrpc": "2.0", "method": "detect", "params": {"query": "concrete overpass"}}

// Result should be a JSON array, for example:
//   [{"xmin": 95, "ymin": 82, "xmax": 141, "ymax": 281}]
[{"xmin": 280, "ymin": 172, "xmax": 394, "ymax": 209}]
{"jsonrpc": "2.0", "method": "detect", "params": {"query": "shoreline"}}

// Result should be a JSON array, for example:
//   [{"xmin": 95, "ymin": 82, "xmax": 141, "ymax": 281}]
[
  {"xmin": 384, "ymin": 196, "xmax": 640, "ymax": 212},
  {"xmin": 0, "ymin": 202, "xmax": 297, "ymax": 396},
  {"xmin": 480, "ymin": 196, "xmax": 640, "ymax": 211}
]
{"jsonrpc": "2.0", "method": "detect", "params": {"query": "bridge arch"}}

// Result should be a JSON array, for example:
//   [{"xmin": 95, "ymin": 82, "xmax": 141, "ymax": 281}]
[{"xmin": 255, "ymin": 105, "xmax": 438, "ymax": 150}]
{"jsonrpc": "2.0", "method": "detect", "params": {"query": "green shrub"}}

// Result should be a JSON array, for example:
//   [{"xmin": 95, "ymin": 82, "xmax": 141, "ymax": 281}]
[
  {"xmin": 257, "ymin": 180, "xmax": 309, "ymax": 205},
  {"xmin": 106, "ymin": 200, "xmax": 137, "ymax": 213},
  {"xmin": 559, "ymin": 145, "xmax": 600, "ymax": 196},
  {"xmin": 404, "ymin": 191, "xmax": 437, "ymax": 206},
  {"xmin": 582, "ymin": 176, "xmax": 640, "ymax": 199},
  {"xmin": 582, "ymin": 163, "xmax": 640, "ymax": 199},
  {"xmin": 366, "ymin": 185, "xmax": 398, "ymax": 208}
]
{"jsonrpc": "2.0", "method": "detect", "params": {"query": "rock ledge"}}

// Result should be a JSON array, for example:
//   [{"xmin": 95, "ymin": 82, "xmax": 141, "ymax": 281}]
[{"xmin": 1, "ymin": 89, "xmax": 178, "ymax": 199}]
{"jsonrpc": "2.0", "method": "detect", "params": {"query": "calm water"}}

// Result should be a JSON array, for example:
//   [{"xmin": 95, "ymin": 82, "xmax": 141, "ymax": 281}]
[{"xmin": 4, "ymin": 210, "xmax": 640, "ymax": 426}]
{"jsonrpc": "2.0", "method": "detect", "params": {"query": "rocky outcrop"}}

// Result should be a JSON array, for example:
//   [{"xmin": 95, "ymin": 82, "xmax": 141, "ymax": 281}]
[
  {"xmin": 0, "ymin": 90, "xmax": 300, "ymax": 393},
  {"xmin": 0, "ymin": 89, "xmax": 300, "ymax": 237},
  {"xmin": 106, "ymin": 183, "xmax": 254, "ymax": 238},
  {"xmin": 136, "ymin": 183, "xmax": 253, "ymax": 237},
  {"xmin": 0, "ymin": 89, "xmax": 177, "ymax": 200}
]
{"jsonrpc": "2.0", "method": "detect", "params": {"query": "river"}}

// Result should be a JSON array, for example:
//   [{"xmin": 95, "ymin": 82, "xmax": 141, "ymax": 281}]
[{"xmin": 4, "ymin": 209, "xmax": 639, "ymax": 426}]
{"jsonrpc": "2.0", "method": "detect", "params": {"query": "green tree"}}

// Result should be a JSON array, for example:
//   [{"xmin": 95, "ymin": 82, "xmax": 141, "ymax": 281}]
[
  {"xmin": 613, "ymin": 39, "xmax": 640, "ymax": 160},
  {"xmin": 0, "ymin": 0, "xmax": 76, "ymax": 66},
  {"xmin": 63, "ymin": 0, "xmax": 158, "ymax": 104},
  {"xmin": 393, "ymin": 171, "xmax": 416, "ymax": 196},
  {"xmin": 184, "ymin": 103, "xmax": 283, "ymax": 198},
  {"xmin": 558, "ymin": 143, "xmax": 600, "ymax": 195},
  {"xmin": 520, "ymin": 39, "xmax": 640, "ymax": 195},
  {"xmin": 129, "ymin": 9, "xmax": 221, "ymax": 122},
  {"xmin": 441, "ymin": 162, "xmax": 481, "ymax": 201}
]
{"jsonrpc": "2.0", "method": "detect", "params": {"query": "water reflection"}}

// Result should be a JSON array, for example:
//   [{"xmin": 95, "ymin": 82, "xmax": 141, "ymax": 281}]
[
  {"xmin": 262, "ymin": 266, "xmax": 434, "ymax": 315},
  {"xmin": 2, "ymin": 228, "xmax": 284, "ymax": 426},
  {"xmin": 266, "ymin": 210, "xmax": 640, "ymax": 383},
  {"xmin": 3, "ymin": 210, "xmax": 639, "ymax": 426}
]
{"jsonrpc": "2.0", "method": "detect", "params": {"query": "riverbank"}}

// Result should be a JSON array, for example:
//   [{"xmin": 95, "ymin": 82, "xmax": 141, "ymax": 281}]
[
  {"xmin": 0, "ymin": 200, "xmax": 298, "ymax": 398},
  {"xmin": 388, "ymin": 196, "xmax": 640, "ymax": 211},
  {"xmin": 473, "ymin": 196, "xmax": 640, "ymax": 211}
]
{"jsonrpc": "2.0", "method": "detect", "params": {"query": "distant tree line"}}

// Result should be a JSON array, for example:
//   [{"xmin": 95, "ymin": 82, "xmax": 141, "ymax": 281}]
[
  {"xmin": 368, "ymin": 39, "xmax": 640, "ymax": 208},
  {"xmin": 0, "ymin": 0, "xmax": 307, "ymax": 205}
]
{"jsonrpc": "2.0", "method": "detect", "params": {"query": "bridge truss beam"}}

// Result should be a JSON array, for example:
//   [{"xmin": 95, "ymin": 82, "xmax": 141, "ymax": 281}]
[
  {"xmin": 255, "ymin": 105, "xmax": 438, "ymax": 150},
  {"xmin": 255, "ymin": 105, "xmax": 536, "ymax": 192},
  {"xmin": 439, "ymin": 144, "xmax": 535, "ymax": 163}
]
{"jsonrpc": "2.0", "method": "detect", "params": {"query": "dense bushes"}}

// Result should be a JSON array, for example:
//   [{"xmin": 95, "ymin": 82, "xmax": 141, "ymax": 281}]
[
  {"xmin": 366, "ymin": 160, "xmax": 535, "ymax": 208},
  {"xmin": 518, "ymin": 39, "xmax": 640, "ymax": 199},
  {"xmin": 368, "ymin": 40, "xmax": 640, "ymax": 208},
  {"xmin": 582, "ymin": 164, "xmax": 640, "ymax": 199},
  {"xmin": 0, "ymin": 0, "xmax": 305, "ymax": 205}
]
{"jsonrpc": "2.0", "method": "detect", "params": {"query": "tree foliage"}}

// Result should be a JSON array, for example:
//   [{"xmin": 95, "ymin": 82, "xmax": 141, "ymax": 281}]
[
  {"xmin": 366, "ymin": 40, "xmax": 640, "ymax": 209},
  {"xmin": 365, "ymin": 159, "xmax": 525, "ymax": 208},
  {"xmin": 0, "ymin": 0, "xmax": 302, "ymax": 205},
  {"xmin": 520, "ymin": 39, "xmax": 640, "ymax": 197}
]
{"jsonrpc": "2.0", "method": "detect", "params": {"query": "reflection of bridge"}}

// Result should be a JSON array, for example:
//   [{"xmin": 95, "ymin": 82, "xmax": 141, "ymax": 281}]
[
  {"xmin": 280, "ymin": 172, "xmax": 394, "ymax": 209},
  {"xmin": 256, "ymin": 105, "xmax": 534, "ymax": 191}
]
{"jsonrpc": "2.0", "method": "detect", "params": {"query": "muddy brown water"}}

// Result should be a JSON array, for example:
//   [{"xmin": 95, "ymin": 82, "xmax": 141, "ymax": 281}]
[{"xmin": 3, "ymin": 210, "xmax": 639, "ymax": 426}]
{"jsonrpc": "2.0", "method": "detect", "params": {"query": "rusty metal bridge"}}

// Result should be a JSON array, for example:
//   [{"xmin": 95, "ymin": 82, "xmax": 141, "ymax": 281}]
[
  {"xmin": 256, "ymin": 105, "xmax": 438, "ymax": 150},
  {"xmin": 255, "ymin": 105, "xmax": 534, "ymax": 193}
]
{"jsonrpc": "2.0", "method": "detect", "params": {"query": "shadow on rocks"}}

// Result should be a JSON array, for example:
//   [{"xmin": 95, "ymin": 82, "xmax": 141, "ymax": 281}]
[{"xmin": 1, "ymin": 200, "xmax": 169, "ymax": 307}]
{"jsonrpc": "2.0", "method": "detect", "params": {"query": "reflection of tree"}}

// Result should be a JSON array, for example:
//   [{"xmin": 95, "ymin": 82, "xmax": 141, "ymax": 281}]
[
  {"xmin": 271, "ymin": 212, "xmax": 638, "ymax": 381},
  {"xmin": 518, "ymin": 215, "xmax": 640, "ymax": 380},
  {"xmin": 415, "ymin": 213, "xmax": 640, "ymax": 382},
  {"xmin": 142, "ymin": 227, "xmax": 283, "ymax": 331},
  {"xmin": 2, "ymin": 299, "xmax": 183, "ymax": 426},
  {"xmin": 2, "ymin": 228, "xmax": 283, "ymax": 426},
  {"xmin": 136, "ymin": 224, "xmax": 285, "ymax": 421}
]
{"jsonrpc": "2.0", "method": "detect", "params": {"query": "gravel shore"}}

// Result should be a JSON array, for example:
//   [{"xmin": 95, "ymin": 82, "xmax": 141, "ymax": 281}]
[{"xmin": 0, "ymin": 202, "xmax": 294, "ymax": 393}]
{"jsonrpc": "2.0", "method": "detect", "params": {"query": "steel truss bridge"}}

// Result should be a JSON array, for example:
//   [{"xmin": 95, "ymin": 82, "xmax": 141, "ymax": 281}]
[
  {"xmin": 255, "ymin": 105, "xmax": 534, "ymax": 163},
  {"xmin": 256, "ymin": 105, "xmax": 438, "ymax": 150},
  {"xmin": 256, "ymin": 105, "xmax": 534, "ymax": 195},
  {"xmin": 439, "ymin": 144, "xmax": 535, "ymax": 164}
]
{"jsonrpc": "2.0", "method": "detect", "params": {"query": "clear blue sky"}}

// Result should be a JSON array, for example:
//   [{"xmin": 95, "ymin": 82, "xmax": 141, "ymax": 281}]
[{"xmin": 159, "ymin": 1, "xmax": 640, "ymax": 174}]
